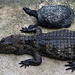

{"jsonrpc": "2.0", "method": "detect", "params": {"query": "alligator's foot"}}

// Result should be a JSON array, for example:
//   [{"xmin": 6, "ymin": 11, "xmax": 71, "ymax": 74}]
[
  {"xmin": 19, "ymin": 60, "xmax": 30, "ymax": 68},
  {"xmin": 19, "ymin": 51, "xmax": 42, "ymax": 68},
  {"xmin": 19, "ymin": 59, "xmax": 42, "ymax": 68},
  {"xmin": 65, "ymin": 61, "xmax": 75, "ymax": 72}
]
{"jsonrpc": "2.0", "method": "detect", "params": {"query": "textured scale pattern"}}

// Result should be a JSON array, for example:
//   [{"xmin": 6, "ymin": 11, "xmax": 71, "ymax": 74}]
[
  {"xmin": 36, "ymin": 30, "xmax": 75, "ymax": 60},
  {"xmin": 1, "ymin": 29, "xmax": 75, "ymax": 71}
]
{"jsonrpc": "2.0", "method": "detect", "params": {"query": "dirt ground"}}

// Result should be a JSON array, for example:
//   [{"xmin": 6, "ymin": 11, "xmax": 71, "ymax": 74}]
[{"xmin": 0, "ymin": 0, "xmax": 75, "ymax": 75}]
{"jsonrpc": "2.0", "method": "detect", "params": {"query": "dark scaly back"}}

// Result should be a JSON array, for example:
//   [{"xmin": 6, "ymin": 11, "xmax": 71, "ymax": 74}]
[{"xmin": 36, "ymin": 30, "xmax": 75, "ymax": 60}]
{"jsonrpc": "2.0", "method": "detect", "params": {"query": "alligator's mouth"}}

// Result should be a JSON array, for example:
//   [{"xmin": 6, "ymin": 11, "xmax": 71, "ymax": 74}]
[{"xmin": 0, "ymin": 38, "xmax": 17, "ymax": 54}]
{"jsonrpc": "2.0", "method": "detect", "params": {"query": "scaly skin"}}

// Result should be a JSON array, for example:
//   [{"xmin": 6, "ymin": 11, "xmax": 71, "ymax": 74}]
[{"xmin": 0, "ymin": 29, "xmax": 75, "ymax": 72}]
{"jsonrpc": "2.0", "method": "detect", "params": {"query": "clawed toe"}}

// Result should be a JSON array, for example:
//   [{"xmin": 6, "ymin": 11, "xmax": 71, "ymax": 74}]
[
  {"xmin": 65, "ymin": 61, "xmax": 75, "ymax": 72},
  {"xmin": 66, "ymin": 66, "xmax": 75, "ymax": 72},
  {"xmin": 19, "ymin": 60, "xmax": 30, "ymax": 68}
]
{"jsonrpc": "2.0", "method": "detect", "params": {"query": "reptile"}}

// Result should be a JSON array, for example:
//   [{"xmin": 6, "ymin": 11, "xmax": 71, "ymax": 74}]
[
  {"xmin": 22, "ymin": 4, "xmax": 74, "ymax": 30},
  {"xmin": 0, "ymin": 27, "xmax": 75, "ymax": 72}
]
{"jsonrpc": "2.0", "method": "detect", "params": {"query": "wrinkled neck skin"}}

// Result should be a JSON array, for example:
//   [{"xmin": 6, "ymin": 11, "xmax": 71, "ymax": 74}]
[{"xmin": 0, "ymin": 35, "xmax": 38, "ymax": 55}]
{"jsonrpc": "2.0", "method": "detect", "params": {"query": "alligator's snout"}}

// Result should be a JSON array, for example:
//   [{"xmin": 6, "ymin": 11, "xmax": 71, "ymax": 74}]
[{"xmin": 0, "ymin": 36, "xmax": 17, "ymax": 54}]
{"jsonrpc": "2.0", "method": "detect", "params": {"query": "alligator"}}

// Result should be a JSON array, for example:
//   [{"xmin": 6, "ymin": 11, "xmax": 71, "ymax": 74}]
[{"xmin": 0, "ymin": 27, "xmax": 75, "ymax": 72}]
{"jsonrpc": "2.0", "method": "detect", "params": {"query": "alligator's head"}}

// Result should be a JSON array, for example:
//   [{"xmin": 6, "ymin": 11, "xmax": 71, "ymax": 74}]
[{"xmin": 0, "ymin": 35, "xmax": 27, "ymax": 54}]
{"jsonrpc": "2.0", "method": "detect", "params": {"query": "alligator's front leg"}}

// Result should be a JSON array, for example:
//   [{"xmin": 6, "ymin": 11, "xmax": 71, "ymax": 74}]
[
  {"xmin": 65, "ymin": 61, "xmax": 75, "ymax": 72},
  {"xmin": 19, "ymin": 51, "xmax": 42, "ymax": 68}
]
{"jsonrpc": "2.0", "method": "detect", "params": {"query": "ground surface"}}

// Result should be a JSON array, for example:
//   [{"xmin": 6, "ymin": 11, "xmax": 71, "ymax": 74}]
[{"xmin": 0, "ymin": 0, "xmax": 75, "ymax": 75}]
